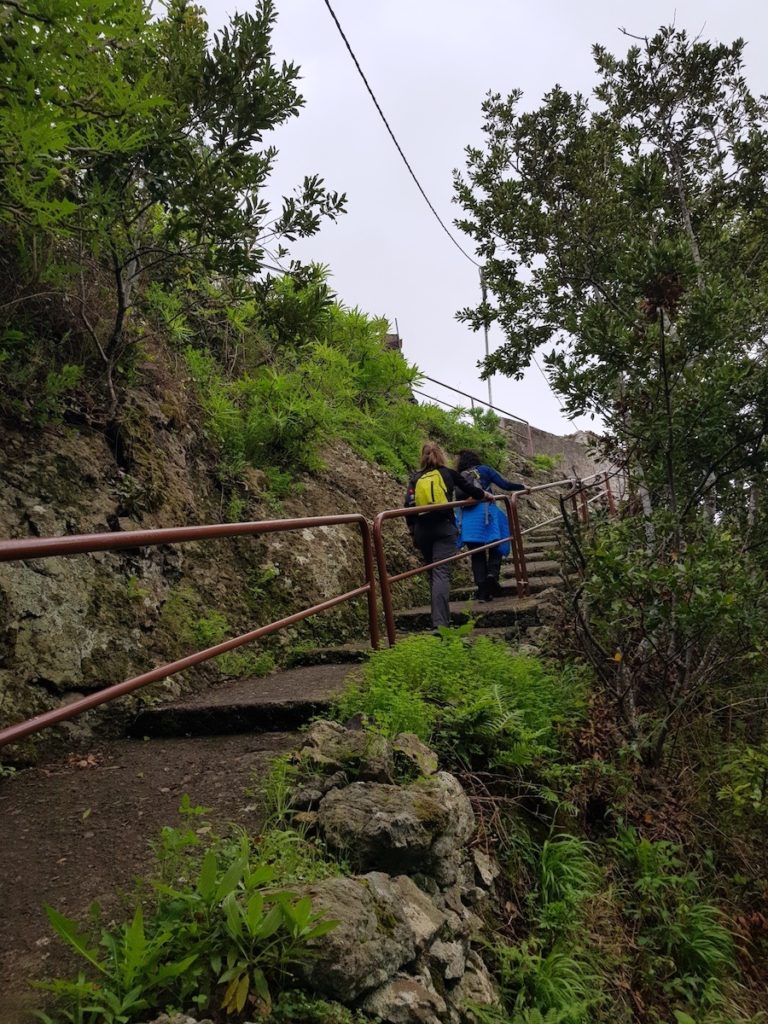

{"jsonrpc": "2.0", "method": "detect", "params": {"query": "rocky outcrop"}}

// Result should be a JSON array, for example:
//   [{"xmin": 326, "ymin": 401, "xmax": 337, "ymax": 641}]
[
  {"xmin": 288, "ymin": 723, "xmax": 502, "ymax": 1024},
  {"xmin": 317, "ymin": 773, "xmax": 474, "ymax": 882},
  {"xmin": 140, "ymin": 724, "xmax": 503, "ymax": 1024},
  {"xmin": 295, "ymin": 872, "xmax": 446, "ymax": 1001}
]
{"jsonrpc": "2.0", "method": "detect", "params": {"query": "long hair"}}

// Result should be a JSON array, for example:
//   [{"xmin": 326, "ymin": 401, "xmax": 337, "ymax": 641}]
[
  {"xmin": 456, "ymin": 449, "xmax": 482, "ymax": 474},
  {"xmin": 420, "ymin": 442, "xmax": 447, "ymax": 470}
]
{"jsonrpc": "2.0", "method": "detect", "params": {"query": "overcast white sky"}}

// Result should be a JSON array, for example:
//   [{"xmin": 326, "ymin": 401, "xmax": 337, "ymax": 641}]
[{"xmin": 205, "ymin": 0, "xmax": 768, "ymax": 435}]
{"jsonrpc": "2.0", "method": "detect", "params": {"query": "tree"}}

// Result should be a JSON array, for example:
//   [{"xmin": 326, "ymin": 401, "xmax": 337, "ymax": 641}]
[
  {"xmin": 453, "ymin": 28, "xmax": 768, "ymax": 763},
  {"xmin": 454, "ymin": 27, "xmax": 768, "ymax": 522},
  {"xmin": 0, "ymin": 0, "xmax": 346, "ymax": 413}
]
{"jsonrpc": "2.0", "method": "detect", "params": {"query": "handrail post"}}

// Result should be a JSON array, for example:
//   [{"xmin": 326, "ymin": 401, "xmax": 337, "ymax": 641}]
[
  {"xmin": 604, "ymin": 472, "xmax": 617, "ymax": 516},
  {"xmin": 359, "ymin": 520, "xmax": 380, "ymax": 649},
  {"xmin": 372, "ymin": 513, "xmax": 398, "ymax": 647},
  {"xmin": 501, "ymin": 495, "xmax": 521, "ymax": 596},
  {"xmin": 508, "ymin": 493, "xmax": 529, "ymax": 595},
  {"xmin": 579, "ymin": 489, "xmax": 589, "ymax": 524}
]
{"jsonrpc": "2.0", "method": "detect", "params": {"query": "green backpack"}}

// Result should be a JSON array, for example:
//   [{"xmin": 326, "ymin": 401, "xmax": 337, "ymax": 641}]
[{"xmin": 414, "ymin": 468, "xmax": 449, "ymax": 508}]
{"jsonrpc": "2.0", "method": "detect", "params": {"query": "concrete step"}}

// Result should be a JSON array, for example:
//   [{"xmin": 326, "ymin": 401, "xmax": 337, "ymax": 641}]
[
  {"xmin": 131, "ymin": 664, "xmax": 358, "ymax": 739},
  {"xmin": 453, "ymin": 575, "xmax": 563, "ymax": 601},
  {"xmin": 523, "ymin": 539, "xmax": 559, "ymax": 551},
  {"xmin": 508, "ymin": 559, "xmax": 561, "ymax": 577},
  {"xmin": 394, "ymin": 595, "xmax": 540, "ymax": 633},
  {"xmin": 287, "ymin": 641, "xmax": 373, "ymax": 668}
]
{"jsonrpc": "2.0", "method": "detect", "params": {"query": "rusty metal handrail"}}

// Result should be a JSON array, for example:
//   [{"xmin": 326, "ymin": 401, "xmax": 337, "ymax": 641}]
[
  {"xmin": 372, "ymin": 494, "xmax": 527, "ymax": 647},
  {"xmin": 372, "ymin": 470, "xmax": 620, "ymax": 646},
  {"xmin": 0, "ymin": 513, "xmax": 379, "ymax": 749},
  {"xmin": 560, "ymin": 471, "xmax": 617, "ymax": 524}
]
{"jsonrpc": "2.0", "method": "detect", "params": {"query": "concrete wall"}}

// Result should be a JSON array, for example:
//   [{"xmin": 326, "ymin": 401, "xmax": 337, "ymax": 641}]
[{"xmin": 502, "ymin": 419, "xmax": 609, "ymax": 480}]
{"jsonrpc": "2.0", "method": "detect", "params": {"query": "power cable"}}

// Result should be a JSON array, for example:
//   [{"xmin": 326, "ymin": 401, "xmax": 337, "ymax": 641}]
[
  {"xmin": 320, "ymin": 0, "xmax": 479, "ymax": 268},
  {"xmin": 320, "ymin": 0, "xmax": 568, "ymax": 415}
]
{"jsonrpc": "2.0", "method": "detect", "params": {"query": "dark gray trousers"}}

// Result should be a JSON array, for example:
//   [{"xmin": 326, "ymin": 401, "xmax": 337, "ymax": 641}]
[{"xmin": 417, "ymin": 534, "xmax": 456, "ymax": 628}]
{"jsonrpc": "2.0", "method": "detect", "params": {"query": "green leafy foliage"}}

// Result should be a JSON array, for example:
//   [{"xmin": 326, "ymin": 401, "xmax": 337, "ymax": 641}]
[
  {"xmin": 574, "ymin": 513, "xmax": 768, "ymax": 764},
  {"xmin": 528, "ymin": 454, "xmax": 561, "ymax": 474},
  {"xmin": 38, "ymin": 805, "xmax": 338, "ymax": 1023},
  {"xmin": 1, "ymin": 0, "xmax": 345, "ymax": 411},
  {"xmin": 455, "ymin": 27, "xmax": 768, "ymax": 519},
  {"xmin": 610, "ymin": 828, "xmax": 736, "ymax": 1007},
  {"xmin": 454, "ymin": 24, "xmax": 768, "ymax": 773},
  {"xmin": 717, "ymin": 743, "xmax": 768, "ymax": 818},
  {"xmin": 184, "ymin": 273, "xmax": 509, "ymax": 487},
  {"xmin": 537, "ymin": 835, "xmax": 600, "ymax": 933},
  {"xmin": 483, "ymin": 937, "xmax": 603, "ymax": 1024},
  {"xmin": 335, "ymin": 633, "xmax": 585, "ymax": 769}
]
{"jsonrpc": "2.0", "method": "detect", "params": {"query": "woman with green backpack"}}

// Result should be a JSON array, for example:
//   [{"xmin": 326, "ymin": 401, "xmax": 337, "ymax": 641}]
[{"xmin": 405, "ymin": 442, "xmax": 491, "ymax": 629}]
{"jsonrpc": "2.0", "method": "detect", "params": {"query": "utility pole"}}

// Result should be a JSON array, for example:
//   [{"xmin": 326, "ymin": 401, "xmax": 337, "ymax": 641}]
[{"xmin": 480, "ymin": 267, "xmax": 493, "ymax": 407}]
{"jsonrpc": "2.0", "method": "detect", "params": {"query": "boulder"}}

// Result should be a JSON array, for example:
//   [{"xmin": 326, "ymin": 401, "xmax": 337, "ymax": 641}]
[
  {"xmin": 393, "ymin": 732, "xmax": 439, "ymax": 776},
  {"xmin": 317, "ymin": 771, "xmax": 474, "ymax": 879},
  {"xmin": 471, "ymin": 849, "xmax": 500, "ymax": 889},
  {"xmin": 296, "ymin": 720, "xmax": 394, "ymax": 782},
  {"xmin": 295, "ymin": 872, "xmax": 445, "ymax": 1002},
  {"xmin": 429, "ymin": 938, "xmax": 467, "ymax": 981},
  {"xmin": 445, "ymin": 951, "xmax": 500, "ymax": 1018},
  {"xmin": 362, "ymin": 969, "xmax": 448, "ymax": 1024}
]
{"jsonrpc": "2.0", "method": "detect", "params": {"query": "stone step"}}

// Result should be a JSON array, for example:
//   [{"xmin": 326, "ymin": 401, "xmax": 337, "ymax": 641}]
[
  {"xmin": 131, "ymin": 664, "xmax": 358, "ymax": 739},
  {"xmin": 453, "ymin": 575, "xmax": 563, "ymax": 601},
  {"xmin": 287, "ymin": 641, "xmax": 373, "ymax": 668},
  {"xmin": 394, "ymin": 595, "xmax": 540, "ymax": 633},
  {"xmin": 523, "ymin": 539, "xmax": 559, "ymax": 551},
  {"xmin": 507, "ymin": 559, "xmax": 561, "ymax": 577}
]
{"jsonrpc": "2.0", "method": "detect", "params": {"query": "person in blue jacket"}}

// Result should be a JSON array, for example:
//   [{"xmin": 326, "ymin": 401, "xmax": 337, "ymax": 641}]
[{"xmin": 455, "ymin": 449, "xmax": 525, "ymax": 602}]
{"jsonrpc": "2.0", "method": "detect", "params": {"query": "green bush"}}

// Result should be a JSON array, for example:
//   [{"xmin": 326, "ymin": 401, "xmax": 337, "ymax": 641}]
[
  {"xmin": 185, "ymin": 276, "xmax": 510, "ymax": 487},
  {"xmin": 334, "ymin": 634, "xmax": 585, "ymax": 770},
  {"xmin": 528, "ymin": 453, "xmax": 561, "ymax": 473},
  {"xmin": 37, "ymin": 808, "xmax": 338, "ymax": 1023}
]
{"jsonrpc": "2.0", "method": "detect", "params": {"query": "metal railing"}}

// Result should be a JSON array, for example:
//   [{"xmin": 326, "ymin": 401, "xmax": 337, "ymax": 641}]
[
  {"xmin": 0, "ymin": 514, "xmax": 379, "ymax": 749},
  {"xmin": 372, "ymin": 471, "xmax": 618, "ymax": 646},
  {"xmin": 0, "ymin": 471, "xmax": 620, "ymax": 746},
  {"xmin": 413, "ymin": 374, "xmax": 533, "ymax": 454}
]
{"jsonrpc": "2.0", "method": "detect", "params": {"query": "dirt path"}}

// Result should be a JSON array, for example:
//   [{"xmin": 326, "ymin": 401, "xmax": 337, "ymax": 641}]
[{"xmin": 0, "ymin": 731, "xmax": 294, "ymax": 1020}]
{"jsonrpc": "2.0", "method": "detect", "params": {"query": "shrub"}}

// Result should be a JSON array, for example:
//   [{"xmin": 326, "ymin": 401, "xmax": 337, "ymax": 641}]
[
  {"xmin": 335, "ymin": 634, "xmax": 585, "ymax": 770},
  {"xmin": 528, "ymin": 454, "xmax": 561, "ymax": 473},
  {"xmin": 610, "ymin": 827, "xmax": 736, "ymax": 1005}
]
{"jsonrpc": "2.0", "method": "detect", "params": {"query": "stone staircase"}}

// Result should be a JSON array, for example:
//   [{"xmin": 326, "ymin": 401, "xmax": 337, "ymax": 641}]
[
  {"xmin": 134, "ymin": 525, "xmax": 566, "ymax": 738},
  {"xmin": 0, "ymin": 524, "xmax": 568, "ymax": 1000}
]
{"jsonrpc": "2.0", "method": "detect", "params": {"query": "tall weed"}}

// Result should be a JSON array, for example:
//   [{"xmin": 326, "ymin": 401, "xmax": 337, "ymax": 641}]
[{"xmin": 610, "ymin": 827, "xmax": 736, "ymax": 1006}]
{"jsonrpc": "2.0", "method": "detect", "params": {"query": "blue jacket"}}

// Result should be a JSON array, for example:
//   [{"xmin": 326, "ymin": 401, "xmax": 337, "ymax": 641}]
[{"xmin": 456, "ymin": 465, "xmax": 524, "ymax": 549}]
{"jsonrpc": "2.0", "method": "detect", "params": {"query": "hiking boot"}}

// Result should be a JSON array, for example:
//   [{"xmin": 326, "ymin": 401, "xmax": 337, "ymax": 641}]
[
  {"xmin": 474, "ymin": 582, "xmax": 493, "ymax": 603},
  {"xmin": 488, "ymin": 576, "xmax": 503, "ymax": 598}
]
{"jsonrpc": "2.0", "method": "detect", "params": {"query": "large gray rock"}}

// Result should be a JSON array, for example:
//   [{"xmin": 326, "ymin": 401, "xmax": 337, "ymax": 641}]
[
  {"xmin": 297, "ymin": 719, "xmax": 395, "ymax": 783},
  {"xmin": 317, "ymin": 771, "xmax": 474, "ymax": 879},
  {"xmin": 362, "ymin": 969, "xmax": 448, "ymax": 1024},
  {"xmin": 393, "ymin": 732, "xmax": 439, "ymax": 776},
  {"xmin": 445, "ymin": 951, "xmax": 500, "ymax": 1018},
  {"xmin": 295, "ymin": 872, "xmax": 446, "ymax": 1002},
  {"xmin": 429, "ymin": 938, "xmax": 467, "ymax": 981}
]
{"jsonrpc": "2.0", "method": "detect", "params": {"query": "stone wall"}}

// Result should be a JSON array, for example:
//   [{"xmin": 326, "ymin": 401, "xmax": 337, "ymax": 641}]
[{"xmin": 502, "ymin": 419, "xmax": 609, "ymax": 479}]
